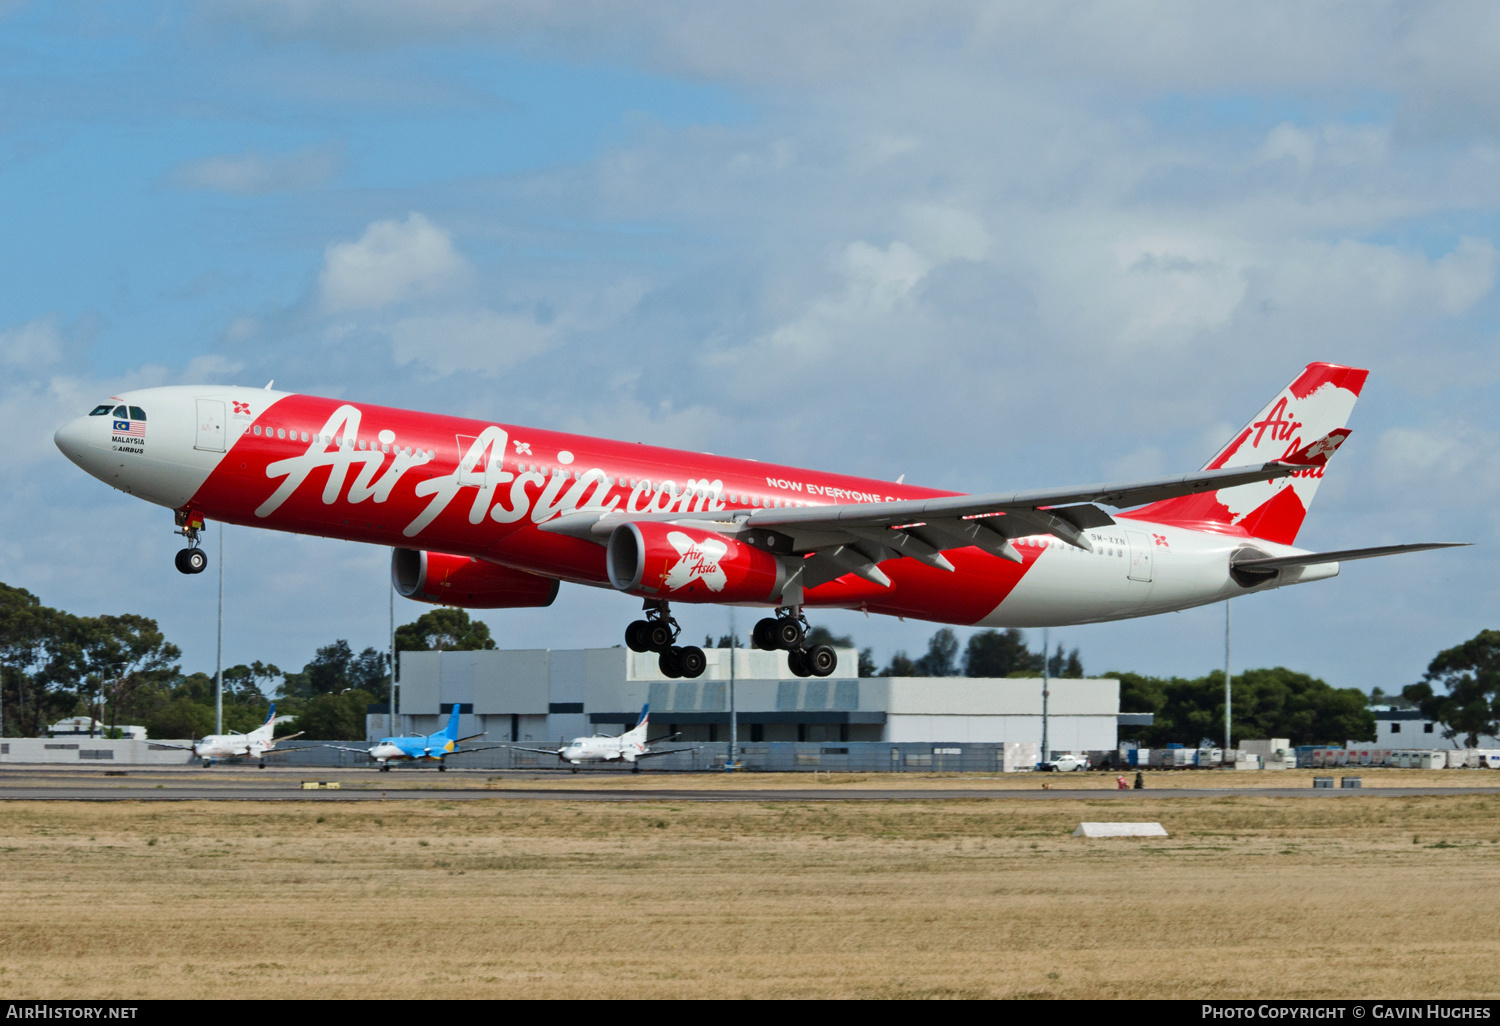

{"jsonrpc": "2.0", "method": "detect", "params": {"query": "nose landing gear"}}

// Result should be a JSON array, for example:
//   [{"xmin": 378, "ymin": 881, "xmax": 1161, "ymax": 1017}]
[
  {"xmin": 173, "ymin": 508, "xmax": 209, "ymax": 575},
  {"xmin": 623, "ymin": 600, "xmax": 706, "ymax": 679},
  {"xmin": 753, "ymin": 608, "xmax": 837, "ymax": 678}
]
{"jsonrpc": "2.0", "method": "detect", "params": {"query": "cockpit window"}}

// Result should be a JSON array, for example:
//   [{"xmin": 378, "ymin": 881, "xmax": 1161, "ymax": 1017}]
[
  {"xmin": 128, "ymin": 406, "xmax": 146, "ymax": 421},
  {"xmin": 89, "ymin": 404, "xmax": 114, "ymax": 416},
  {"xmin": 113, "ymin": 405, "xmax": 128, "ymax": 418}
]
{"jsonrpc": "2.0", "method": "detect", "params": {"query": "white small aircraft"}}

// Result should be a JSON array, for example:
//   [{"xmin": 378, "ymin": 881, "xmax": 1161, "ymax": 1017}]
[
  {"xmin": 506, "ymin": 704, "xmax": 696, "ymax": 772},
  {"xmin": 154, "ymin": 704, "xmax": 303, "ymax": 767}
]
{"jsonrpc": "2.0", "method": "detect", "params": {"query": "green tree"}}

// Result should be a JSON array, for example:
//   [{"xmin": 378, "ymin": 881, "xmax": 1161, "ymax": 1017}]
[
  {"xmin": 1369, "ymin": 686, "xmax": 1415, "ymax": 710},
  {"xmin": 222, "ymin": 661, "xmax": 282, "ymax": 701},
  {"xmin": 1117, "ymin": 667, "xmax": 1373, "ymax": 747},
  {"xmin": 1046, "ymin": 644, "xmax": 1084, "ymax": 679},
  {"xmin": 964, "ymin": 628, "xmax": 1041, "ymax": 678},
  {"xmin": 880, "ymin": 651, "xmax": 919, "ymax": 676},
  {"xmin": 294, "ymin": 689, "xmax": 374, "ymax": 740},
  {"xmin": 279, "ymin": 641, "xmax": 388, "ymax": 699},
  {"xmin": 49, "ymin": 613, "xmax": 180, "ymax": 737},
  {"xmin": 146, "ymin": 697, "xmax": 214, "ymax": 740},
  {"xmin": 0, "ymin": 584, "xmax": 77, "ymax": 737},
  {"xmin": 395, "ymin": 609, "xmax": 495, "ymax": 653},
  {"xmin": 1403, "ymin": 630, "xmax": 1500, "ymax": 747},
  {"xmin": 915, "ymin": 628, "xmax": 960, "ymax": 676}
]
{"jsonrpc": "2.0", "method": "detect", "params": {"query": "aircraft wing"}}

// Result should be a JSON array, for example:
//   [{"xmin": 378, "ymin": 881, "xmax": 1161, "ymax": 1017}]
[
  {"xmin": 267, "ymin": 731, "xmax": 305, "ymax": 745},
  {"xmin": 645, "ymin": 732, "xmax": 682, "ymax": 745},
  {"xmin": 491, "ymin": 744, "xmax": 564, "ymax": 757},
  {"xmin": 637, "ymin": 746, "xmax": 702, "ymax": 759},
  {"xmin": 1231, "ymin": 543, "xmax": 1468, "ymax": 574},
  {"xmin": 541, "ymin": 431, "xmax": 1352, "ymax": 592},
  {"xmin": 318, "ymin": 744, "xmax": 374, "ymax": 755},
  {"xmin": 146, "ymin": 741, "xmax": 197, "ymax": 753},
  {"xmin": 445, "ymin": 744, "xmax": 519, "ymax": 756},
  {"xmin": 457, "ymin": 732, "xmax": 488, "ymax": 744}
]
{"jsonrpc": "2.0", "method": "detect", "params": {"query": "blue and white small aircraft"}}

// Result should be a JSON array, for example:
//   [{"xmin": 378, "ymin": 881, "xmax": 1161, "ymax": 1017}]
[{"xmin": 325, "ymin": 708, "xmax": 500, "ymax": 772}]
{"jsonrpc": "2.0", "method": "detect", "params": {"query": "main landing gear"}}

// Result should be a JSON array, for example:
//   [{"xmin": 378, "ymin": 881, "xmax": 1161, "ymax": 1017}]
[
  {"xmin": 624, "ymin": 600, "xmax": 707, "ymax": 679},
  {"xmin": 753, "ymin": 609, "xmax": 837, "ymax": 678},
  {"xmin": 173, "ymin": 508, "xmax": 208, "ymax": 575}
]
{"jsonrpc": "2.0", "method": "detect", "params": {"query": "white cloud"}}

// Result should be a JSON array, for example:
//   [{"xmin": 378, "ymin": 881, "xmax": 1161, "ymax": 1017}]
[
  {"xmin": 0, "ymin": 316, "xmax": 63, "ymax": 368},
  {"xmin": 390, "ymin": 309, "xmax": 557, "ymax": 376},
  {"xmin": 319, "ymin": 212, "xmax": 473, "ymax": 313},
  {"xmin": 1258, "ymin": 122, "xmax": 1389, "ymax": 168},
  {"xmin": 172, "ymin": 142, "xmax": 344, "ymax": 194}
]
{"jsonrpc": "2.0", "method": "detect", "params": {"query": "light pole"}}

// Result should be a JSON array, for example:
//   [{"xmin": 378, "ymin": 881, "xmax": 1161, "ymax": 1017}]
[
  {"xmin": 388, "ymin": 583, "xmax": 397, "ymax": 738},
  {"xmin": 1223, "ymin": 600, "xmax": 1232, "ymax": 752},
  {"xmin": 727, "ymin": 609, "xmax": 737, "ymax": 770},
  {"xmin": 215, "ymin": 524, "xmax": 224, "ymax": 736},
  {"xmin": 1040, "ymin": 626, "xmax": 1050, "ymax": 766}
]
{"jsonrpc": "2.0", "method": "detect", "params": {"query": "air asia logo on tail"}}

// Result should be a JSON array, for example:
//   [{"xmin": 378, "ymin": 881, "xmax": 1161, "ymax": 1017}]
[
  {"xmin": 662, "ymin": 531, "xmax": 729, "ymax": 592},
  {"xmin": 1127, "ymin": 362, "xmax": 1367, "ymax": 545}
]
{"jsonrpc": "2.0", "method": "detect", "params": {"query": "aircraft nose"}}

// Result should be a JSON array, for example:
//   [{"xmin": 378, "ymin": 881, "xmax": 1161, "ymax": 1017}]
[{"xmin": 53, "ymin": 415, "xmax": 95, "ymax": 465}]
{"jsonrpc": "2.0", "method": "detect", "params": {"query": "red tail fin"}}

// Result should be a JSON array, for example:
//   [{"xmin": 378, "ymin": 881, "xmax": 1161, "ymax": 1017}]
[{"xmin": 1130, "ymin": 363, "xmax": 1367, "ymax": 544}]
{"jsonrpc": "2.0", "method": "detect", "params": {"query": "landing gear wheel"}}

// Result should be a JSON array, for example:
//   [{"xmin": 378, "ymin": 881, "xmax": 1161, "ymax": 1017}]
[
  {"xmin": 438, "ymin": 763, "xmax": 447, "ymax": 772},
  {"xmin": 258, "ymin": 760, "xmax": 266, "ymax": 769},
  {"xmin": 807, "ymin": 644, "xmax": 838, "ymax": 677},
  {"xmin": 175, "ymin": 548, "xmax": 208, "ymax": 575},
  {"xmin": 658, "ymin": 646, "xmax": 685, "ymax": 678},
  {"xmin": 380, "ymin": 764, "xmax": 390, "ymax": 772},
  {"xmin": 631, "ymin": 599, "xmax": 682, "ymax": 654},
  {"xmin": 753, "ymin": 618, "xmax": 781, "ymax": 651},
  {"xmin": 787, "ymin": 648, "xmax": 812, "ymax": 677},
  {"xmin": 632, "ymin": 762, "xmax": 641, "ymax": 774},
  {"xmin": 678, "ymin": 645, "xmax": 707, "ymax": 679},
  {"xmin": 644, "ymin": 622, "xmax": 674, "ymax": 652},
  {"xmin": 625, "ymin": 620, "xmax": 652, "ymax": 653},
  {"xmin": 773, "ymin": 618, "xmax": 805, "ymax": 650}
]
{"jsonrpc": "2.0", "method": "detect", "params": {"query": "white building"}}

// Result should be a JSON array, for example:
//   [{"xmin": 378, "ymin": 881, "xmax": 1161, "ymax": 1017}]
[
  {"xmin": 48, "ymin": 716, "xmax": 146, "ymax": 740},
  {"xmin": 375, "ymin": 647, "xmax": 1123, "ymax": 751},
  {"xmin": 1367, "ymin": 708, "xmax": 1500, "ymax": 750}
]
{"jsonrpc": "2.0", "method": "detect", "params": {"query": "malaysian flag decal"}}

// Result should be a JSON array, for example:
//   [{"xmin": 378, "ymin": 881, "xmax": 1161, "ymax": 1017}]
[{"xmin": 113, "ymin": 419, "xmax": 145, "ymax": 439}]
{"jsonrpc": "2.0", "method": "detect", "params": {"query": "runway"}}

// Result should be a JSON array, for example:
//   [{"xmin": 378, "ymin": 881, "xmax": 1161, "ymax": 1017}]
[{"xmin": 3, "ymin": 767, "xmax": 1499, "ymax": 802}]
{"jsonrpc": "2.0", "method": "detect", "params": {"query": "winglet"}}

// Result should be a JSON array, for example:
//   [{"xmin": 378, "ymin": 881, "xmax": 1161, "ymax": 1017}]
[{"xmin": 1277, "ymin": 428, "xmax": 1351, "ymax": 468}]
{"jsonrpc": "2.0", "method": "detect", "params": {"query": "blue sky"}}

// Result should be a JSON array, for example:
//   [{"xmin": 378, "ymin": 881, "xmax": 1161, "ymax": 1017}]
[{"xmin": 4, "ymin": 2, "xmax": 1499, "ymax": 691}]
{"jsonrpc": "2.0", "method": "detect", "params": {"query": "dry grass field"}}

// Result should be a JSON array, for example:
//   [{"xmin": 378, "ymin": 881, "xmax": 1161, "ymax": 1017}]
[{"xmin": 1, "ymin": 793, "xmax": 1498, "ymax": 999}]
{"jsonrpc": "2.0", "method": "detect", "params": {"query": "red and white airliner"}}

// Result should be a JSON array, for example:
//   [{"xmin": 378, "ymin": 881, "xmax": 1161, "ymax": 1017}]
[{"xmin": 54, "ymin": 362, "xmax": 1457, "ymax": 680}]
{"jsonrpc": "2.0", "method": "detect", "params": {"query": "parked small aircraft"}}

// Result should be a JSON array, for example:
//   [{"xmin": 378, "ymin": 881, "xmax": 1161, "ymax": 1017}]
[
  {"xmin": 324, "ymin": 707, "xmax": 500, "ymax": 771},
  {"xmin": 153, "ymin": 704, "xmax": 303, "ymax": 767},
  {"xmin": 505, "ymin": 705, "xmax": 696, "ymax": 772}
]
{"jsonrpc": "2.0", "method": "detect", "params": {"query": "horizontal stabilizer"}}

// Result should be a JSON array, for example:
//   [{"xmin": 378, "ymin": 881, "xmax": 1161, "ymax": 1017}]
[{"xmin": 1232, "ymin": 542, "xmax": 1468, "ymax": 573}]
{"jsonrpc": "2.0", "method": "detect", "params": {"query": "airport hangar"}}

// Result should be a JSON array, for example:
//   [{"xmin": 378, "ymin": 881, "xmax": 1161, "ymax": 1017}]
[{"xmin": 373, "ymin": 646, "xmax": 1133, "ymax": 751}]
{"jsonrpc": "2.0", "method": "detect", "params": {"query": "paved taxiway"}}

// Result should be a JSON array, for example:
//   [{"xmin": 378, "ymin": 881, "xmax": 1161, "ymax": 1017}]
[{"xmin": 3, "ymin": 767, "xmax": 1499, "ymax": 802}]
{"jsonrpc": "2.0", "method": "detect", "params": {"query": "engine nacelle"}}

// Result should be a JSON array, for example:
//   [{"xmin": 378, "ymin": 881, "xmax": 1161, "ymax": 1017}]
[
  {"xmin": 606, "ymin": 522, "xmax": 786, "ymax": 602},
  {"xmin": 391, "ymin": 548, "xmax": 560, "ymax": 608}
]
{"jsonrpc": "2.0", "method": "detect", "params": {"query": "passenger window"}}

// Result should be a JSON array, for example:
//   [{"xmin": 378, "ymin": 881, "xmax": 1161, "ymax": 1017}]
[
  {"xmin": 128, "ymin": 406, "xmax": 146, "ymax": 421},
  {"xmin": 89, "ymin": 404, "xmax": 114, "ymax": 416}
]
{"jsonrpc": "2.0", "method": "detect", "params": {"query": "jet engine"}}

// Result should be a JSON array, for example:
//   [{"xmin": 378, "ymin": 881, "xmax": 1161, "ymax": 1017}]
[
  {"xmin": 606, "ymin": 522, "xmax": 787, "ymax": 602},
  {"xmin": 391, "ymin": 548, "xmax": 560, "ymax": 608}
]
